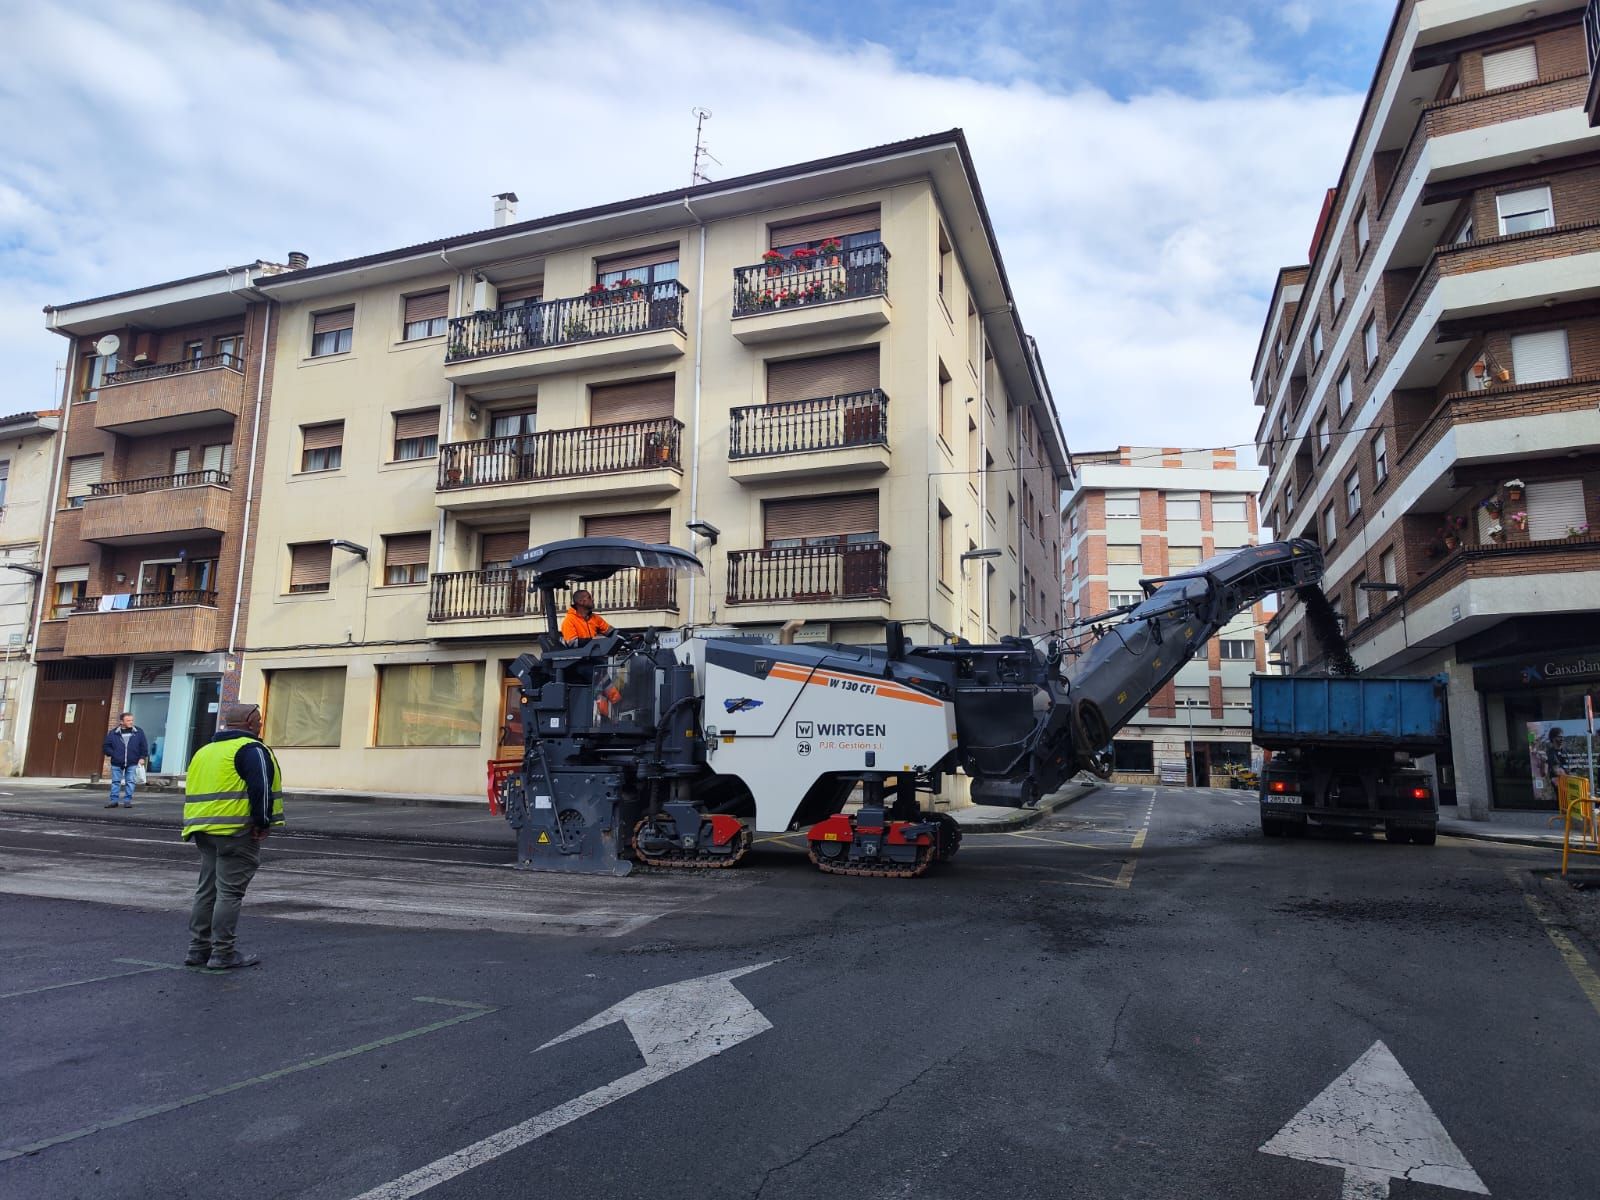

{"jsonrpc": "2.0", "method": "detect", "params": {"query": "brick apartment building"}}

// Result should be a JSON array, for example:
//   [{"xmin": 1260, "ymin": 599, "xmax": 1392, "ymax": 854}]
[
  {"xmin": 1254, "ymin": 0, "xmax": 1600, "ymax": 816},
  {"xmin": 1063, "ymin": 447, "xmax": 1268, "ymax": 784},
  {"xmin": 30, "ymin": 264, "xmax": 286, "ymax": 777}
]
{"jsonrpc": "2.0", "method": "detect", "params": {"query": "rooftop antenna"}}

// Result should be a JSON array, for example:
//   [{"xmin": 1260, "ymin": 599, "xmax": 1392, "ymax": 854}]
[{"xmin": 690, "ymin": 107, "xmax": 720, "ymax": 185}]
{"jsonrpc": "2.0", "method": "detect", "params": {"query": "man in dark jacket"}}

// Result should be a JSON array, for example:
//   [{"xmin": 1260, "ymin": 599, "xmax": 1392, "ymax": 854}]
[{"xmin": 102, "ymin": 712, "xmax": 150, "ymax": 809}]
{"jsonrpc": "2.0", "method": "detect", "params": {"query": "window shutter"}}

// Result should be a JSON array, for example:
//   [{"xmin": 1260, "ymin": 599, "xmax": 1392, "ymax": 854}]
[
  {"xmin": 480, "ymin": 530, "xmax": 528, "ymax": 566},
  {"xmin": 768, "ymin": 207, "xmax": 881, "ymax": 248},
  {"xmin": 1482, "ymin": 44, "xmax": 1537, "ymax": 89},
  {"xmin": 1510, "ymin": 330, "xmax": 1570, "ymax": 384},
  {"xmin": 404, "ymin": 290, "xmax": 449, "ymax": 324},
  {"xmin": 385, "ymin": 533, "xmax": 431, "ymax": 568},
  {"xmin": 497, "ymin": 283, "xmax": 542, "ymax": 306},
  {"xmin": 289, "ymin": 543, "xmax": 332, "ymax": 589},
  {"xmin": 394, "ymin": 408, "xmax": 440, "ymax": 441},
  {"xmin": 594, "ymin": 246, "xmax": 679, "ymax": 276},
  {"xmin": 303, "ymin": 422, "xmax": 343, "ymax": 451},
  {"xmin": 582, "ymin": 511, "xmax": 672, "ymax": 543},
  {"xmin": 201, "ymin": 444, "xmax": 233, "ymax": 474},
  {"xmin": 67, "ymin": 455, "xmax": 103, "ymax": 496},
  {"xmin": 766, "ymin": 349, "xmax": 880, "ymax": 404},
  {"xmin": 589, "ymin": 378, "xmax": 675, "ymax": 425},
  {"xmin": 312, "ymin": 307, "xmax": 354, "ymax": 336},
  {"xmin": 56, "ymin": 565, "xmax": 89, "ymax": 584},
  {"xmin": 763, "ymin": 492, "xmax": 879, "ymax": 542},
  {"xmin": 1526, "ymin": 479, "xmax": 1585, "ymax": 541}
]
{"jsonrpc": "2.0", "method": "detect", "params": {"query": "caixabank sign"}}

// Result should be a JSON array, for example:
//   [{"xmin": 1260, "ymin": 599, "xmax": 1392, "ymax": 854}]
[{"xmin": 1474, "ymin": 649, "xmax": 1600, "ymax": 691}]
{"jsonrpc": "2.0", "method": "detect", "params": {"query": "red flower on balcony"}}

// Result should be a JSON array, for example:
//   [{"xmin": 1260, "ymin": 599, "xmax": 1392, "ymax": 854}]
[
  {"xmin": 761, "ymin": 250, "xmax": 785, "ymax": 263},
  {"xmin": 791, "ymin": 246, "xmax": 817, "ymax": 261},
  {"xmin": 817, "ymin": 237, "xmax": 843, "ymax": 253}
]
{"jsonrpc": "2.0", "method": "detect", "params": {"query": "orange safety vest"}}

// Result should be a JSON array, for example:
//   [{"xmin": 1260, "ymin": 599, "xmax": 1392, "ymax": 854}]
[{"xmin": 561, "ymin": 606, "xmax": 613, "ymax": 641}]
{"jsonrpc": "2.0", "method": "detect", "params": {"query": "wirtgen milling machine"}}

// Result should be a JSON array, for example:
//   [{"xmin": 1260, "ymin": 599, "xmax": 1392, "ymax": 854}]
[{"xmin": 500, "ymin": 536, "xmax": 1322, "ymax": 877}]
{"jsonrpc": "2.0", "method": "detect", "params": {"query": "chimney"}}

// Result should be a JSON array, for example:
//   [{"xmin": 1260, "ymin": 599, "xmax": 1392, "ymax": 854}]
[
  {"xmin": 492, "ymin": 192, "xmax": 519, "ymax": 228},
  {"xmin": 287, "ymin": 250, "xmax": 310, "ymax": 270}
]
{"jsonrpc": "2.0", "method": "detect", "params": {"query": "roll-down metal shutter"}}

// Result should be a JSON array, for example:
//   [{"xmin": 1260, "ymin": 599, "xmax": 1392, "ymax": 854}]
[
  {"xmin": 1526, "ymin": 479, "xmax": 1585, "ymax": 541},
  {"xmin": 66, "ymin": 456, "xmax": 103, "ymax": 497},
  {"xmin": 589, "ymin": 378, "xmax": 675, "ymax": 425},
  {"xmin": 583, "ymin": 511, "xmax": 672, "ymax": 544},
  {"xmin": 289, "ymin": 543, "xmax": 332, "ymax": 590},
  {"xmin": 394, "ymin": 409, "xmax": 440, "ymax": 441},
  {"xmin": 480, "ymin": 531, "xmax": 528, "ymax": 566},
  {"xmin": 403, "ymin": 291, "xmax": 449, "ymax": 324},
  {"xmin": 595, "ymin": 247, "xmax": 679, "ymax": 276},
  {"xmin": 303, "ymin": 422, "xmax": 343, "ymax": 451},
  {"xmin": 768, "ymin": 207, "xmax": 881, "ymax": 249},
  {"xmin": 763, "ymin": 492, "xmax": 879, "ymax": 542},
  {"xmin": 765, "ymin": 349, "xmax": 879, "ymax": 404},
  {"xmin": 312, "ymin": 308, "xmax": 354, "ymax": 336},
  {"xmin": 385, "ymin": 533, "xmax": 431, "ymax": 568}
]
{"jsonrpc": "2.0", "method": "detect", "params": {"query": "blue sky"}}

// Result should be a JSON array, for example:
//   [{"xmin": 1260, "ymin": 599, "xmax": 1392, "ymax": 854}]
[{"xmin": 0, "ymin": 0, "xmax": 1391, "ymax": 467}]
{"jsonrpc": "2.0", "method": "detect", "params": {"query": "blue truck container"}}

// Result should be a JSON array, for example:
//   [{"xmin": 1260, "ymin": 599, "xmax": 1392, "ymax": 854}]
[{"xmin": 1251, "ymin": 675, "xmax": 1447, "ymax": 751}]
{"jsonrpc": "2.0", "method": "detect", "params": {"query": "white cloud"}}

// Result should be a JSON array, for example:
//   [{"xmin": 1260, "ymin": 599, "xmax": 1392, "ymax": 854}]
[{"xmin": 0, "ymin": 0, "xmax": 1360, "ymax": 475}]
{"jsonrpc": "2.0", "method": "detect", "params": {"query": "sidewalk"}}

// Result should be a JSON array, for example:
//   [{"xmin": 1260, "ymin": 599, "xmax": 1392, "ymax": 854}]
[
  {"xmin": 947, "ymin": 774, "xmax": 1101, "ymax": 832},
  {"xmin": 1438, "ymin": 805, "xmax": 1570, "ymax": 849}
]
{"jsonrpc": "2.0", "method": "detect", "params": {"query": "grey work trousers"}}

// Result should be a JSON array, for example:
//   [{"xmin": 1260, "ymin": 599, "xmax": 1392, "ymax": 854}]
[{"xmin": 188, "ymin": 831, "xmax": 262, "ymax": 957}]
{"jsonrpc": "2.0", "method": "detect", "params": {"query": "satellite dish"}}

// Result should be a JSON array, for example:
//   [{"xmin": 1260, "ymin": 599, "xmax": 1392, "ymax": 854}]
[{"xmin": 95, "ymin": 334, "xmax": 121, "ymax": 357}]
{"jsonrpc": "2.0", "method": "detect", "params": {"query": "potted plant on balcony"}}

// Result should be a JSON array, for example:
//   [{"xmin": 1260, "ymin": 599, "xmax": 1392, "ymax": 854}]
[
  {"xmin": 1508, "ymin": 509, "xmax": 1527, "ymax": 532},
  {"xmin": 1486, "ymin": 522, "xmax": 1505, "ymax": 543},
  {"xmin": 1567, "ymin": 522, "xmax": 1591, "ymax": 538},
  {"xmin": 1503, "ymin": 477, "xmax": 1525, "ymax": 502},
  {"xmin": 1438, "ymin": 514, "xmax": 1467, "ymax": 552},
  {"xmin": 818, "ymin": 236, "xmax": 843, "ymax": 266},
  {"xmin": 762, "ymin": 249, "xmax": 785, "ymax": 278},
  {"xmin": 791, "ymin": 246, "xmax": 817, "ymax": 270},
  {"xmin": 562, "ymin": 315, "xmax": 592, "ymax": 340},
  {"xmin": 1479, "ymin": 495, "xmax": 1503, "ymax": 518}
]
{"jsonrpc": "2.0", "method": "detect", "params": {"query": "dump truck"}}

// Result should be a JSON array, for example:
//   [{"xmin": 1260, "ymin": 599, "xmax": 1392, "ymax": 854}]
[{"xmin": 1252, "ymin": 674, "xmax": 1447, "ymax": 844}]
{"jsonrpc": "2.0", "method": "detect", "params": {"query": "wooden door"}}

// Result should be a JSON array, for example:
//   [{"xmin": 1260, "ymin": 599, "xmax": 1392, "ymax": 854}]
[{"xmin": 25, "ymin": 690, "xmax": 114, "ymax": 777}]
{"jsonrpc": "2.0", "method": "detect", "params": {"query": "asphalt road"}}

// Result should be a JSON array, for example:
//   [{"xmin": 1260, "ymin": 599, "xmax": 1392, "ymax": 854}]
[{"xmin": 2, "ymin": 785, "xmax": 1596, "ymax": 1200}]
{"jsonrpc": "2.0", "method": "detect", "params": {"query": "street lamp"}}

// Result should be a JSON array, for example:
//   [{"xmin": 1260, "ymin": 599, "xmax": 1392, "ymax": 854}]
[
  {"xmin": 959, "ymin": 548, "xmax": 1002, "ymax": 565},
  {"xmin": 685, "ymin": 519, "xmax": 720, "ymax": 546},
  {"xmin": 329, "ymin": 539, "xmax": 369, "ymax": 560}
]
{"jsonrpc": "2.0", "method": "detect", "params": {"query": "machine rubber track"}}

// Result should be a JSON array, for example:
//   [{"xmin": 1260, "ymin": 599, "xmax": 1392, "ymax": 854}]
[
  {"xmin": 806, "ymin": 842, "xmax": 936, "ymax": 878},
  {"xmin": 630, "ymin": 816, "xmax": 753, "ymax": 869}
]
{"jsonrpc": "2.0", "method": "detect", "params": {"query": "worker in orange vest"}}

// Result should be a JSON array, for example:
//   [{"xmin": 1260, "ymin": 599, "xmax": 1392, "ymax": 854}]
[{"xmin": 561, "ymin": 589, "xmax": 614, "ymax": 643}]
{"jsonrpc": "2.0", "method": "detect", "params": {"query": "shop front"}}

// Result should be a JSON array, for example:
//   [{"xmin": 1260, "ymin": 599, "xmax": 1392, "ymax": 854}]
[
  {"xmin": 1477, "ymin": 649, "xmax": 1600, "ymax": 810},
  {"xmin": 127, "ymin": 652, "xmax": 226, "ymax": 777}
]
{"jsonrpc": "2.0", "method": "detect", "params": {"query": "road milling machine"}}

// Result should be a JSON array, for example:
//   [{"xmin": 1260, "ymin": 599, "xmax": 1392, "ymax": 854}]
[{"xmin": 499, "ymin": 536, "xmax": 1323, "ymax": 877}]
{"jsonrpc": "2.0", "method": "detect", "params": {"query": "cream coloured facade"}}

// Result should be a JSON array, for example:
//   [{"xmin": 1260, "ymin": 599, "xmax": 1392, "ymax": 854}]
[
  {"xmin": 243, "ymin": 131, "xmax": 1070, "ymax": 798},
  {"xmin": 0, "ymin": 410, "xmax": 60, "ymax": 773}
]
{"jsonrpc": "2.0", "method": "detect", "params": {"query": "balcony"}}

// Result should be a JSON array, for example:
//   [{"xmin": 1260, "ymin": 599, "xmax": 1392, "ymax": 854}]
[
  {"xmin": 436, "ymin": 418, "xmax": 683, "ymax": 512},
  {"xmin": 725, "ymin": 542, "xmax": 890, "ymax": 606},
  {"xmin": 731, "ymin": 243, "xmax": 890, "ymax": 345},
  {"xmin": 79, "ymin": 470, "xmax": 232, "ymax": 546},
  {"xmin": 64, "ymin": 591, "xmax": 218, "ymax": 657},
  {"xmin": 427, "ymin": 567, "xmax": 678, "ymax": 638},
  {"xmin": 94, "ymin": 354, "xmax": 244, "ymax": 435},
  {"xmin": 1585, "ymin": 0, "xmax": 1599, "ymax": 126},
  {"xmin": 728, "ymin": 390, "xmax": 891, "ymax": 484},
  {"xmin": 443, "ymin": 282, "xmax": 687, "ymax": 386}
]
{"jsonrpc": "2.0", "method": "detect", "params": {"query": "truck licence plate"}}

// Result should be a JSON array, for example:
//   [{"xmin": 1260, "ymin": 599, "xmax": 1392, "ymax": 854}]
[{"xmin": 1263, "ymin": 795, "xmax": 1302, "ymax": 805}]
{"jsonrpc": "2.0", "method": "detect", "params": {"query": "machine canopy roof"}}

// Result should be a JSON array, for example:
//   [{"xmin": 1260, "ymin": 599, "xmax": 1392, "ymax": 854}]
[{"xmin": 512, "ymin": 538, "xmax": 705, "ymax": 587}]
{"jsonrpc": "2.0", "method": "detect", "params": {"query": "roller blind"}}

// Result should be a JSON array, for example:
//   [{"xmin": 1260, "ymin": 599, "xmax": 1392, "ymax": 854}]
[
  {"xmin": 55, "ymin": 565, "xmax": 89, "ymax": 584},
  {"xmin": 403, "ymin": 290, "xmax": 448, "ymax": 323},
  {"xmin": 303, "ymin": 422, "xmax": 343, "ymax": 451},
  {"xmin": 769, "ymin": 207, "xmax": 881, "ymax": 248},
  {"xmin": 766, "ymin": 348, "xmax": 880, "ymax": 404},
  {"xmin": 480, "ymin": 531, "xmax": 528, "ymax": 566},
  {"xmin": 582, "ymin": 511, "xmax": 672, "ymax": 543},
  {"xmin": 394, "ymin": 408, "xmax": 439, "ymax": 441},
  {"xmin": 385, "ymin": 532, "xmax": 431, "ymax": 568},
  {"xmin": 1511, "ymin": 329, "xmax": 1570, "ymax": 384},
  {"xmin": 497, "ymin": 283, "xmax": 542, "ymax": 305},
  {"xmin": 763, "ymin": 492, "xmax": 879, "ymax": 541},
  {"xmin": 312, "ymin": 307, "xmax": 354, "ymax": 336},
  {"xmin": 1482, "ymin": 44, "xmax": 1537, "ymax": 90},
  {"xmin": 1526, "ymin": 479, "xmax": 1585, "ymax": 541},
  {"xmin": 289, "ymin": 543, "xmax": 332, "ymax": 589},
  {"xmin": 589, "ymin": 377, "xmax": 675, "ymax": 425},
  {"xmin": 66, "ymin": 455, "xmax": 102, "ymax": 497},
  {"xmin": 595, "ymin": 246, "xmax": 678, "ymax": 276}
]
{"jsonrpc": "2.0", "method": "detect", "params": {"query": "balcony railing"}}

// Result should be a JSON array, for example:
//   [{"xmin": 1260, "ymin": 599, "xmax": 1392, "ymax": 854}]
[
  {"xmin": 74, "ymin": 589, "xmax": 218, "ymax": 613},
  {"xmin": 729, "ymin": 390, "xmax": 889, "ymax": 459},
  {"xmin": 725, "ymin": 542, "xmax": 890, "ymax": 605},
  {"xmin": 103, "ymin": 354, "xmax": 242, "ymax": 386},
  {"xmin": 438, "ymin": 418, "xmax": 682, "ymax": 490},
  {"xmin": 445, "ymin": 281, "xmax": 686, "ymax": 363},
  {"xmin": 1587, "ymin": 0, "xmax": 1600, "ymax": 124},
  {"xmin": 429, "ymin": 567, "xmax": 678, "ymax": 622},
  {"xmin": 732, "ymin": 243, "xmax": 889, "ymax": 318},
  {"xmin": 87, "ymin": 469, "xmax": 231, "ymax": 497}
]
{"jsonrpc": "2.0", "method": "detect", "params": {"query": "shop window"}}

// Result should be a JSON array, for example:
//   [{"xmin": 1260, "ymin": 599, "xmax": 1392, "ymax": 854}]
[
  {"xmin": 1112, "ymin": 740, "xmax": 1154, "ymax": 773},
  {"xmin": 263, "ymin": 668, "xmax": 346, "ymax": 747},
  {"xmin": 376, "ymin": 662, "xmax": 486, "ymax": 747}
]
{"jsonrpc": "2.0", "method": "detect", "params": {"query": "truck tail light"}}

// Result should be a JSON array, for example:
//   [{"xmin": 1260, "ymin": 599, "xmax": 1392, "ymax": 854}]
[
  {"xmin": 1410, "ymin": 786, "xmax": 1430, "ymax": 800},
  {"xmin": 1269, "ymin": 780, "xmax": 1288, "ymax": 793}
]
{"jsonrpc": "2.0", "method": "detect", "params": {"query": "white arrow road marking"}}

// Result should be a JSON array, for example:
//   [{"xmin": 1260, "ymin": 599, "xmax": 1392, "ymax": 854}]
[
  {"xmin": 1260, "ymin": 1040, "xmax": 1488, "ymax": 1198},
  {"xmin": 349, "ymin": 962, "xmax": 777, "ymax": 1200}
]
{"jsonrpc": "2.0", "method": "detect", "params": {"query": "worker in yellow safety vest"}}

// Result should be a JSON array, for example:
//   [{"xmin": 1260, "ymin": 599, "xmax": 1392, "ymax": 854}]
[{"xmin": 182, "ymin": 702, "xmax": 284, "ymax": 971}]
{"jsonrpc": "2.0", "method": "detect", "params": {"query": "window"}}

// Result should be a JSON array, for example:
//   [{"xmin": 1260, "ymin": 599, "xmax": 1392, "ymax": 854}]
[
  {"xmin": 1330, "ymin": 263, "xmax": 1345, "ymax": 313},
  {"xmin": 967, "ymin": 418, "xmax": 978, "ymax": 476},
  {"xmin": 967, "ymin": 301, "xmax": 980, "ymax": 366},
  {"xmin": 1292, "ymin": 634, "xmax": 1304, "ymax": 667},
  {"xmin": 311, "ymin": 307, "xmax": 354, "ymax": 357},
  {"xmin": 496, "ymin": 282, "xmax": 542, "ymax": 311},
  {"xmin": 1285, "ymin": 486, "xmax": 1295, "ymax": 517},
  {"xmin": 1323, "ymin": 505, "xmax": 1337, "ymax": 546},
  {"xmin": 183, "ymin": 340, "xmax": 205, "ymax": 364},
  {"xmin": 1113, "ymin": 740, "xmax": 1154, "ymax": 773},
  {"xmin": 172, "ymin": 449, "xmax": 191, "ymax": 476},
  {"xmin": 1355, "ymin": 204, "xmax": 1371, "ymax": 255},
  {"xmin": 937, "ymin": 225, "xmax": 953, "ymax": 310},
  {"xmin": 51, "ymin": 565, "xmax": 87, "ymax": 619},
  {"xmin": 490, "ymin": 409, "xmax": 538, "ymax": 441},
  {"xmin": 1107, "ymin": 545, "xmax": 1142, "ymax": 566},
  {"xmin": 1482, "ymin": 44, "xmax": 1537, "ymax": 90},
  {"xmin": 1363, "ymin": 316, "xmax": 1378, "ymax": 369},
  {"xmin": 1167, "ymin": 498, "xmax": 1201, "ymax": 521},
  {"xmin": 264, "ymin": 668, "xmax": 347, "ymax": 747},
  {"xmin": 393, "ymin": 408, "xmax": 439, "ymax": 461},
  {"xmin": 1345, "ymin": 468, "xmax": 1361, "ymax": 517},
  {"xmin": 1453, "ymin": 216, "xmax": 1475, "ymax": 245},
  {"xmin": 1354, "ymin": 575, "xmax": 1370, "ymax": 621},
  {"xmin": 201, "ymin": 443, "xmax": 233, "ymax": 476},
  {"xmin": 1311, "ymin": 322, "xmax": 1324, "ymax": 364},
  {"xmin": 1496, "ymin": 186, "xmax": 1553, "ymax": 235},
  {"xmin": 384, "ymin": 533, "xmax": 431, "ymax": 585},
  {"xmin": 769, "ymin": 209, "xmax": 880, "ymax": 255},
  {"xmin": 595, "ymin": 247, "xmax": 679, "ymax": 293},
  {"xmin": 480, "ymin": 530, "xmax": 529, "ymax": 571},
  {"xmin": 1380, "ymin": 546, "xmax": 1397, "ymax": 586},
  {"xmin": 938, "ymin": 361, "xmax": 952, "ymax": 444},
  {"xmin": 65, "ymin": 454, "xmax": 102, "ymax": 507},
  {"xmin": 1175, "ymin": 686, "xmax": 1209, "ymax": 709},
  {"xmin": 402, "ymin": 290, "xmax": 448, "ymax": 341},
  {"xmin": 80, "ymin": 349, "xmax": 117, "ymax": 403},
  {"xmin": 216, "ymin": 335, "xmax": 242, "ymax": 367},
  {"xmin": 1213, "ymin": 497, "xmax": 1248, "ymax": 523},
  {"xmin": 1526, "ymin": 478, "xmax": 1585, "ymax": 541},
  {"xmin": 1330, "ymin": 596, "xmax": 1346, "ymax": 630},
  {"xmin": 1169, "ymin": 546, "xmax": 1202, "ymax": 569},
  {"xmin": 1223, "ymin": 687, "xmax": 1251, "ymax": 709},
  {"xmin": 0, "ymin": 460, "xmax": 8, "ymax": 509},
  {"xmin": 288, "ymin": 542, "xmax": 333, "ymax": 593},
  {"xmin": 1372, "ymin": 432, "xmax": 1388, "ymax": 484},
  {"xmin": 1105, "ymin": 491, "xmax": 1139, "ymax": 519},
  {"xmin": 762, "ymin": 491, "xmax": 878, "ymax": 548},
  {"xmin": 1511, "ymin": 329, "xmax": 1570, "ymax": 384},
  {"xmin": 1217, "ymin": 639, "xmax": 1253, "ymax": 661},
  {"xmin": 1337, "ymin": 366, "xmax": 1353, "ymax": 415},
  {"xmin": 1109, "ymin": 592, "xmax": 1142, "ymax": 608},
  {"xmin": 376, "ymin": 662, "xmax": 486, "ymax": 747},
  {"xmin": 938, "ymin": 503, "xmax": 953, "ymax": 586},
  {"xmin": 301, "ymin": 422, "xmax": 344, "ymax": 472},
  {"xmin": 1316, "ymin": 414, "xmax": 1330, "ymax": 455}
]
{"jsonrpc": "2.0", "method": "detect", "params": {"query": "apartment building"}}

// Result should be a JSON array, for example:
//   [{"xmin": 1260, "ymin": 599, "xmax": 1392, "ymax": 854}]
[
  {"xmin": 1063, "ymin": 447, "xmax": 1267, "ymax": 784},
  {"xmin": 30, "ymin": 264, "xmax": 283, "ymax": 777},
  {"xmin": 240, "ymin": 131, "xmax": 1069, "ymax": 798},
  {"xmin": 1254, "ymin": 0, "xmax": 1600, "ymax": 817},
  {"xmin": 0, "ymin": 410, "xmax": 61, "ymax": 772}
]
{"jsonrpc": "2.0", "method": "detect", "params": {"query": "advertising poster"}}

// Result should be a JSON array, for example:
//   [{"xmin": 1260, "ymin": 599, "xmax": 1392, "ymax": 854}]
[{"xmin": 1527, "ymin": 719, "xmax": 1597, "ymax": 799}]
